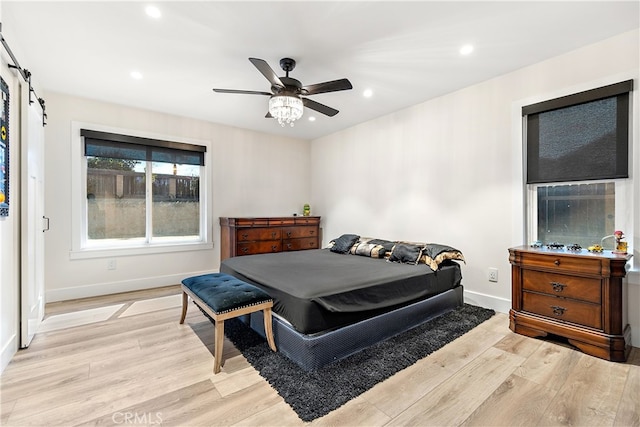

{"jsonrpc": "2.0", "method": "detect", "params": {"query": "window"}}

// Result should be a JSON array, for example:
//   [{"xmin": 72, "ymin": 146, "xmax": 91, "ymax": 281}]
[
  {"xmin": 533, "ymin": 182, "xmax": 615, "ymax": 248},
  {"xmin": 523, "ymin": 80, "xmax": 633, "ymax": 248},
  {"xmin": 81, "ymin": 129, "xmax": 206, "ymax": 248}
]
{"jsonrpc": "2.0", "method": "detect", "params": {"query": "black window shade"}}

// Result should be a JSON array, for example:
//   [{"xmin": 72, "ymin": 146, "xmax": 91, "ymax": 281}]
[
  {"xmin": 523, "ymin": 80, "xmax": 632, "ymax": 184},
  {"xmin": 81, "ymin": 129, "xmax": 206, "ymax": 166}
]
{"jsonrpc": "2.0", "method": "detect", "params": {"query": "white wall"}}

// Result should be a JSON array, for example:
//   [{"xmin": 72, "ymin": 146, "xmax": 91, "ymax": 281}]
[
  {"xmin": 311, "ymin": 30, "xmax": 640, "ymax": 344},
  {"xmin": 43, "ymin": 93, "xmax": 310, "ymax": 301}
]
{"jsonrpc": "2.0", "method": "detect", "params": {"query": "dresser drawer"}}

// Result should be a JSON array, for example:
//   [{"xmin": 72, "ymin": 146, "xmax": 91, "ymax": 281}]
[
  {"xmin": 517, "ymin": 252, "xmax": 603, "ymax": 276},
  {"xmin": 237, "ymin": 240, "xmax": 281, "ymax": 255},
  {"xmin": 269, "ymin": 218, "xmax": 295, "ymax": 226},
  {"xmin": 295, "ymin": 217, "xmax": 319, "ymax": 225},
  {"xmin": 522, "ymin": 291, "xmax": 601, "ymax": 329},
  {"xmin": 282, "ymin": 226, "xmax": 318, "ymax": 239},
  {"xmin": 522, "ymin": 270, "xmax": 601, "ymax": 304},
  {"xmin": 231, "ymin": 218, "xmax": 269, "ymax": 227},
  {"xmin": 236, "ymin": 228, "xmax": 281, "ymax": 242},
  {"xmin": 283, "ymin": 237, "xmax": 319, "ymax": 251}
]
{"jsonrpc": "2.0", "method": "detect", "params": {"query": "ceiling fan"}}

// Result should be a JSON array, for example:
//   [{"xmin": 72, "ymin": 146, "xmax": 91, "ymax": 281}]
[{"xmin": 212, "ymin": 57, "xmax": 353, "ymax": 126}]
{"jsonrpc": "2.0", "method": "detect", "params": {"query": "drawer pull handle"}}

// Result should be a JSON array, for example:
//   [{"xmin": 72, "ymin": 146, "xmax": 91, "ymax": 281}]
[
  {"xmin": 272, "ymin": 232, "xmax": 277, "ymax": 238},
  {"xmin": 550, "ymin": 282, "xmax": 566, "ymax": 292},
  {"xmin": 241, "ymin": 233, "xmax": 249, "ymax": 240},
  {"xmin": 241, "ymin": 247, "xmax": 249, "ymax": 253},
  {"xmin": 309, "ymin": 230, "xmax": 315, "ymax": 235},
  {"xmin": 272, "ymin": 245, "xmax": 278, "ymax": 251},
  {"xmin": 551, "ymin": 305, "xmax": 566, "ymax": 316},
  {"xmin": 287, "ymin": 231, "xmax": 292, "ymax": 237},
  {"xmin": 554, "ymin": 259, "xmax": 560, "ymax": 266}
]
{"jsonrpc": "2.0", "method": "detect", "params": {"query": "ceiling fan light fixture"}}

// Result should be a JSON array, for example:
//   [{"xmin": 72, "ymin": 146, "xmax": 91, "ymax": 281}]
[
  {"xmin": 213, "ymin": 57, "xmax": 350, "ymax": 124},
  {"xmin": 269, "ymin": 95, "xmax": 303, "ymax": 127}
]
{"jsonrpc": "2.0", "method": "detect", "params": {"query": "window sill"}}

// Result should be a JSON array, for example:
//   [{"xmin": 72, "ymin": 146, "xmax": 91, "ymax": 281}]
[{"xmin": 69, "ymin": 241, "xmax": 214, "ymax": 260}]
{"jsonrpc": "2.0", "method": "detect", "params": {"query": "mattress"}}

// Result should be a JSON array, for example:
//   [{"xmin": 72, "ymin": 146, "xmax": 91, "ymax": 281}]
[{"xmin": 220, "ymin": 249, "xmax": 462, "ymax": 334}]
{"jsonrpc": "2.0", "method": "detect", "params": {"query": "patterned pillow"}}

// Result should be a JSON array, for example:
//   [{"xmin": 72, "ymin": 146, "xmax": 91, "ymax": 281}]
[
  {"xmin": 388, "ymin": 243, "xmax": 423, "ymax": 265},
  {"xmin": 421, "ymin": 243, "xmax": 465, "ymax": 270},
  {"xmin": 329, "ymin": 234, "xmax": 360, "ymax": 254},
  {"xmin": 350, "ymin": 238, "xmax": 395, "ymax": 258}
]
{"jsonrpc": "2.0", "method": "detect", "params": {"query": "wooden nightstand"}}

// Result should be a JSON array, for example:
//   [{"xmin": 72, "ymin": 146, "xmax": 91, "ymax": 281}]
[{"xmin": 509, "ymin": 245, "xmax": 632, "ymax": 361}]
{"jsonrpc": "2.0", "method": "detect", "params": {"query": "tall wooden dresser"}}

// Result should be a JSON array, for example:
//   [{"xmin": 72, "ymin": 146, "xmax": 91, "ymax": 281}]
[
  {"xmin": 509, "ymin": 245, "xmax": 632, "ymax": 361},
  {"xmin": 220, "ymin": 216, "xmax": 320, "ymax": 261}
]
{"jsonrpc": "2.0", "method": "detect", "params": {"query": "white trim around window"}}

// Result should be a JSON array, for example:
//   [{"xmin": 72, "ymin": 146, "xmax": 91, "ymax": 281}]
[{"xmin": 69, "ymin": 121, "xmax": 213, "ymax": 260}]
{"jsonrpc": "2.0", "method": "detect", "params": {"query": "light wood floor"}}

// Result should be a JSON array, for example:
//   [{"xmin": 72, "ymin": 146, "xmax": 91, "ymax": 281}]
[{"xmin": 1, "ymin": 285, "xmax": 638, "ymax": 426}]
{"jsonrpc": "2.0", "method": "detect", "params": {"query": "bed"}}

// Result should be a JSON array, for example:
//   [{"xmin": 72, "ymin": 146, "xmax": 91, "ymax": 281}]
[{"xmin": 219, "ymin": 236, "xmax": 465, "ymax": 370}]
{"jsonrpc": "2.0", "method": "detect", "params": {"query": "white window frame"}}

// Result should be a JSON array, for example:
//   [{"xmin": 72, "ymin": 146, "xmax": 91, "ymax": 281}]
[{"xmin": 70, "ymin": 122, "xmax": 213, "ymax": 260}]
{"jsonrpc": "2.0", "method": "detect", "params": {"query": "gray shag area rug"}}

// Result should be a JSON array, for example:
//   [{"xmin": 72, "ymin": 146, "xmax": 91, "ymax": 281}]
[{"xmin": 221, "ymin": 303, "xmax": 495, "ymax": 422}]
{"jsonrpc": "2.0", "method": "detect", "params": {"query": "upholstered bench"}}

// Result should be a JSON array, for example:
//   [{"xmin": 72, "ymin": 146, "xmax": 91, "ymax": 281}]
[{"xmin": 179, "ymin": 273, "xmax": 276, "ymax": 374}]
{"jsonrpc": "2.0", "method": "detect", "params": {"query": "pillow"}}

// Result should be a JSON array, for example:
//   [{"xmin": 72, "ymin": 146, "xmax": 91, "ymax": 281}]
[
  {"xmin": 368, "ymin": 238, "xmax": 396, "ymax": 257},
  {"xmin": 350, "ymin": 238, "xmax": 395, "ymax": 258},
  {"xmin": 329, "ymin": 234, "xmax": 360, "ymax": 254},
  {"xmin": 421, "ymin": 243, "xmax": 465, "ymax": 270},
  {"xmin": 388, "ymin": 243, "xmax": 423, "ymax": 265}
]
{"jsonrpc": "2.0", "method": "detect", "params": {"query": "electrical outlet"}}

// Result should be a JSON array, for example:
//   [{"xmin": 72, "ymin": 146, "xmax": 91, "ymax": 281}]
[
  {"xmin": 107, "ymin": 259, "xmax": 117, "ymax": 270},
  {"xmin": 488, "ymin": 267, "xmax": 498, "ymax": 282}
]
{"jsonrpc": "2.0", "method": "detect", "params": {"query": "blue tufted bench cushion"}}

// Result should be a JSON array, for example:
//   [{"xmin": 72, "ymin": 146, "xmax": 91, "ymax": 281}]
[
  {"xmin": 181, "ymin": 273, "xmax": 273, "ymax": 314},
  {"xmin": 180, "ymin": 272, "xmax": 276, "ymax": 374}
]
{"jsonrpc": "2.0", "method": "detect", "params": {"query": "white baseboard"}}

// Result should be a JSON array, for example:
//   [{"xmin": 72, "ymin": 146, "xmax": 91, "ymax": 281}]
[
  {"xmin": 1, "ymin": 333, "xmax": 17, "ymax": 375},
  {"xmin": 45, "ymin": 270, "xmax": 218, "ymax": 303},
  {"xmin": 463, "ymin": 290, "xmax": 511, "ymax": 314}
]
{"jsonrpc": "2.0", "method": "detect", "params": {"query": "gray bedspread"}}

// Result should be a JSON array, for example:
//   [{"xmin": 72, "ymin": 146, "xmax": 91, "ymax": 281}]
[{"xmin": 220, "ymin": 249, "xmax": 462, "ymax": 334}]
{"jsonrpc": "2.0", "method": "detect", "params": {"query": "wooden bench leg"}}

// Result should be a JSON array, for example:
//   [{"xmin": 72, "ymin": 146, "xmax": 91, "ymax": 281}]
[
  {"xmin": 179, "ymin": 281, "xmax": 275, "ymax": 374},
  {"xmin": 263, "ymin": 308, "xmax": 277, "ymax": 352},
  {"xmin": 214, "ymin": 318, "xmax": 225, "ymax": 374},
  {"xmin": 179, "ymin": 291, "xmax": 188, "ymax": 324}
]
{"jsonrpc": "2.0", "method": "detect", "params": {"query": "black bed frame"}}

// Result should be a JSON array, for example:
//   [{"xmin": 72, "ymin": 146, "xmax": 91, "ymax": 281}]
[{"xmin": 242, "ymin": 285, "xmax": 464, "ymax": 370}]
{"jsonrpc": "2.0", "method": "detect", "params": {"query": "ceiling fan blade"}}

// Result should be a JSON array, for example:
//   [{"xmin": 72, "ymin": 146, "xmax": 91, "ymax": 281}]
[
  {"xmin": 302, "ymin": 78, "xmax": 353, "ymax": 95},
  {"xmin": 302, "ymin": 98, "xmax": 339, "ymax": 117},
  {"xmin": 249, "ymin": 58, "xmax": 284, "ymax": 89},
  {"xmin": 212, "ymin": 88, "xmax": 272, "ymax": 96}
]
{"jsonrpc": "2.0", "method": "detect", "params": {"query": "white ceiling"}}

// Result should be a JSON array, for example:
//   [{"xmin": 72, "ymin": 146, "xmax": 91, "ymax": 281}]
[{"xmin": 2, "ymin": 1, "xmax": 638, "ymax": 140}]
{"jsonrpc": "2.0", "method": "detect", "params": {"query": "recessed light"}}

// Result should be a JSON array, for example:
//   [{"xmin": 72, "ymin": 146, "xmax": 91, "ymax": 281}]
[
  {"xmin": 130, "ymin": 71, "xmax": 143, "ymax": 80},
  {"xmin": 363, "ymin": 88, "xmax": 373, "ymax": 98},
  {"xmin": 145, "ymin": 5, "xmax": 161, "ymax": 19},
  {"xmin": 308, "ymin": 116, "xmax": 316, "ymax": 122},
  {"xmin": 459, "ymin": 44, "xmax": 474, "ymax": 56}
]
